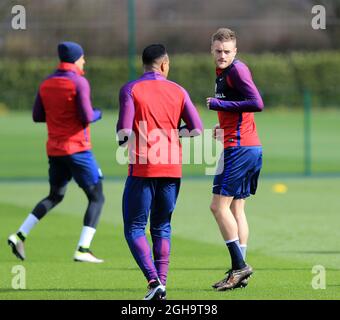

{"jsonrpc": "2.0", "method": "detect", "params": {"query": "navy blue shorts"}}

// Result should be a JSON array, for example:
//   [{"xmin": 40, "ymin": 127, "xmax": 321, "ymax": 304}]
[
  {"xmin": 213, "ymin": 146, "xmax": 262, "ymax": 199},
  {"xmin": 48, "ymin": 150, "xmax": 103, "ymax": 189},
  {"xmin": 123, "ymin": 176, "xmax": 181, "ymax": 240}
]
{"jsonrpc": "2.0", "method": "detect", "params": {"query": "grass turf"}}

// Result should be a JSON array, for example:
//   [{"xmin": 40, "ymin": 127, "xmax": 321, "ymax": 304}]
[
  {"xmin": 0, "ymin": 178, "xmax": 339, "ymax": 300},
  {"xmin": 0, "ymin": 109, "xmax": 339, "ymax": 179},
  {"xmin": 0, "ymin": 110, "xmax": 339, "ymax": 299}
]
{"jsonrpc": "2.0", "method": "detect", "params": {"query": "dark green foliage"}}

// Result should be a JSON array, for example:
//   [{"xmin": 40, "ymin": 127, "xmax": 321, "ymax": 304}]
[{"xmin": 0, "ymin": 52, "xmax": 339, "ymax": 110}]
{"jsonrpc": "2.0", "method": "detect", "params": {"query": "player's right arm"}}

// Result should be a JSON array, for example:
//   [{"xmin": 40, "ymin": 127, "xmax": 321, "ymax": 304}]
[
  {"xmin": 32, "ymin": 92, "xmax": 46, "ymax": 122},
  {"xmin": 179, "ymin": 88, "xmax": 203, "ymax": 138},
  {"xmin": 116, "ymin": 83, "xmax": 135, "ymax": 146}
]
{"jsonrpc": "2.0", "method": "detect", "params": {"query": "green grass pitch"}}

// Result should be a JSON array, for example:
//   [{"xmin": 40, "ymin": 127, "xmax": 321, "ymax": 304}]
[
  {"xmin": 0, "ymin": 178, "xmax": 339, "ymax": 300},
  {"xmin": 0, "ymin": 109, "xmax": 340, "ymax": 178},
  {"xmin": 0, "ymin": 110, "xmax": 339, "ymax": 299}
]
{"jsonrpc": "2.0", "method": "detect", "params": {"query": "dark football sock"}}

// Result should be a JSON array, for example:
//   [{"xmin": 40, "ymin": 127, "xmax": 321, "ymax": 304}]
[{"xmin": 226, "ymin": 239, "xmax": 246, "ymax": 270}]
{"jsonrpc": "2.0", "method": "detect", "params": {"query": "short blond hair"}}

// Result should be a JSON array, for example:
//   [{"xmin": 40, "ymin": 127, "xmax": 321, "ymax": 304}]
[{"xmin": 211, "ymin": 28, "xmax": 236, "ymax": 45}]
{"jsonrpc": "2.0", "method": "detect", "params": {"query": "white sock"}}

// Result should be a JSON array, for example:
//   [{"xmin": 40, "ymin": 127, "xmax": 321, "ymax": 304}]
[
  {"xmin": 225, "ymin": 238, "xmax": 239, "ymax": 244},
  {"xmin": 77, "ymin": 226, "xmax": 96, "ymax": 249},
  {"xmin": 240, "ymin": 244, "xmax": 247, "ymax": 260},
  {"xmin": 19, "ymin": 213, "xmax": 39, "ymax": 236}
]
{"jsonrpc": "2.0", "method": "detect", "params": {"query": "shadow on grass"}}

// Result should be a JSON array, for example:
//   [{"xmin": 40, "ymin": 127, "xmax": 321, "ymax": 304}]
[
  {"xmin": 98, "ymin": 266, "xmax": 340, "ymax": 272},
  {"xmin": 0, "ymin": 287, "xmax": 215, "ymax": 294},
  {"xmin": 172, "ymin": 267, "xmax": 340, "ymax": 272},
  {"xmin": 0, "ymin": 288, "xmax": 141, "ymax": 293},
  {"xmin": 326, "ymin": 284, "xmax": 340, "ymax": 287},
  {"xmin": 101, "ymin": 267, "xmax": 226, "ymax": 272},
  {"xmin": 254, "ymin": 267, "xmax": 340, "ymax": 271},
  {"xmin": 5, "ymin": 264, "xmax": 339, "ymax": 273}
]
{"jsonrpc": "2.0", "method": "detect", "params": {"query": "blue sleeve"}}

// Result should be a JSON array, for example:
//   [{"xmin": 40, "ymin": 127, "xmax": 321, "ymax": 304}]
[{"xmin": 32, "ymin": 92, "xmax": 46, "ymax": 123}]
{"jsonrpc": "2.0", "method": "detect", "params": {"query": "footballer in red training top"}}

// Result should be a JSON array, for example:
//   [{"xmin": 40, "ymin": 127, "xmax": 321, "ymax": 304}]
[
  {"xmin": 8, "ymin": 42, "xmax": 105, "ymax": 264},
  {"xmin": 207, "ymin": 28, "xmax": 264, "ymax": 291},
  {"xmin": 117, "ymin": 44, "xmax": 203, "ymax": 300}
]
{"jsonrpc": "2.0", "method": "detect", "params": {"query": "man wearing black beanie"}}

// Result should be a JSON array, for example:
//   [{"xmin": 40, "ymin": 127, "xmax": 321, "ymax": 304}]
[{"xmin": 8, "ymin": 41, "xmax": 105, "ymax": 264}]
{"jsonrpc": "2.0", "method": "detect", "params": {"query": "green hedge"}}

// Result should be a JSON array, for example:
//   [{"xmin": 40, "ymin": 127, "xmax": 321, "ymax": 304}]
[{"xmin": 0, "ymin": 52, "xmax": 339, "ymax": 110}]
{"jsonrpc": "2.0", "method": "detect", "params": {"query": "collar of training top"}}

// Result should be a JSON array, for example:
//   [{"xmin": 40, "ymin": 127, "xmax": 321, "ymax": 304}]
[
  {"xmin": 57, "ymin": 62, "xmax": 85, "ymax": 76},
  {"xmin": 141, "ymin": 71, "xmax": 166, "ymax": 80},
  {"xmin": 215, "ymin": 59, "xmax": 238, "ymax": 76}
]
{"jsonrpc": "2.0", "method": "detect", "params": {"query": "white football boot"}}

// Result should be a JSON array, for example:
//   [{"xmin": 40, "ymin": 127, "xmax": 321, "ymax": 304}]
[
  {"xmin": 8, "ymin": 234, "xmax": 26, "ymax": 261},
  {"xmin": 74, "ymin": 247, "xmax": 104, "ymax": 263},
  {"xmin": 143, "ymin": 279, "xmax": 166, "ymax": 300}
]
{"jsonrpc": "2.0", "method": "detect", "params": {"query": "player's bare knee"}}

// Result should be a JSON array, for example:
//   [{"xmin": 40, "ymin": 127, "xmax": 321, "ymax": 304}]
[
  {"xmin": 231, "ymin": 203, "xmax": 245, "ymax": 219},
  {"xmin": 231, "ymin": 208, "xmax": 242, "ymax": 218},
  {"xmin": 210, "ymin": 203, "xmax": 222, "ymax": 217},
  {"xmin": 210, "ymin": 203, "xmax": 217, "ymax": 214},
  {"xmin": 233, "ymin": 209, "xmax": 246, "ymax": 222}
]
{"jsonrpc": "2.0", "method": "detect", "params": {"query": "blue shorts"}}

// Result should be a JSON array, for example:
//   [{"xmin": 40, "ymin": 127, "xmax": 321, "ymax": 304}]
[
  {"xmin": 48, "ymin": 150, "xmax": 103, "ymax": 189},
  {"xmin": 213, "ymin": 146, "xmax": 262, "ymax": 199},
  {"xmin": 123, "ymin": 176, "xmax": 181, "ymax": 240}
]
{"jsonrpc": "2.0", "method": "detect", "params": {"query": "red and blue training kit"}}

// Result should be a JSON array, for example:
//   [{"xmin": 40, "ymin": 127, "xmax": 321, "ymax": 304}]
[
  {"xmin": 118, "ymin": 71, "xmax": 203, "ymax": 285},
  {"xmin": 209, "ymin": 59, "xmax": 263, "ymax": 198},
  {"xmin": 33, "ymin": 62, "xmax": 102, "ymax": 189}
]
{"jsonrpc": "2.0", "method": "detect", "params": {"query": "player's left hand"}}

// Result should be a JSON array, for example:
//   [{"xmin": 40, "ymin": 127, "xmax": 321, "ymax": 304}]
[
  {"xmin": 92, "ymin": 108, "xmax": 102, "ymax": 123},
  {"xmin": 213, "ymin": 123, "xmax": 224, "ymax": 142}
]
